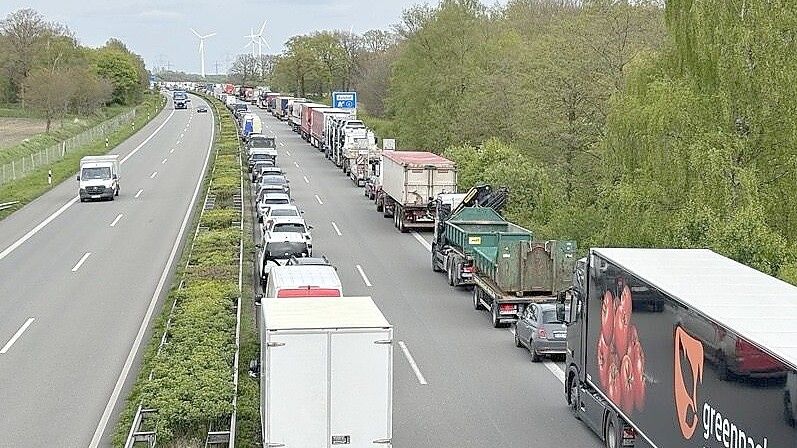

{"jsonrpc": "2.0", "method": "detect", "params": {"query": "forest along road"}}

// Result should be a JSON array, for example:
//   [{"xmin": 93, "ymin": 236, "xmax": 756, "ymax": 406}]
[
  {"xmin": 0, "ymin": 94, "xmax": 214, "ymax": 447},
  {"xmin": 254, "ymin": 111, "xmax": 604, "ymax": 447}
]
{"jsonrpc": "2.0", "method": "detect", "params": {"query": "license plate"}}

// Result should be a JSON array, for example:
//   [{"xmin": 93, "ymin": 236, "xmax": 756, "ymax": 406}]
[
  {"xmin": 91, "ymin": 195, "xmax": 101, "ymax": 198},
  {"xmin": 553, "ymin": 332, "xmax": 566, "ymax": 339}
]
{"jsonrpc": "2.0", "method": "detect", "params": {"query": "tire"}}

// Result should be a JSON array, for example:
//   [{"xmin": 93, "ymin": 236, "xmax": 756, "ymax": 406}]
[
  {"xmin": 447, "ymin": 258, "xmax": 455, "ymax": 286},
  {"xmin": 491, "ymin": 304, "xmax": 502, "ymax": 328},
  {"xmin": 115, "ymin": 187, "xmax": 119, "ymax": 196},
  {"xmin": 80, "ymin": 198, "xmax": 86, "ymax": 203},
  {"xmin": 473, "ymin": 287, "xmax": 482, "ymax": 310},
  {"xmin": 432, "ymin": 250, "xmax": 443, "ymax": 273},
  {"xmin": 514, "ymin": 328, "xmax": 522, "ymax": 348},
  {"xmin": 530, "ymin": 343, "xmax": 542, "ymax": 362},
  {"xmin": 377, "ymin": 200, "xmax": 383, "ymax": 213},
  {"xmin": 568, "ymin": 375, "xmax": 581, "ymax": 420},
  {"xmin": 605, "ymin": 418, "xmax": 618, "ymax": 448},
  {"xmin": 109, "ymin": 194, "xmax": 115, "ymax": 201},
  {"xmin": 398, "ymin": 216, "xmax": 407, "ymax": 233}
]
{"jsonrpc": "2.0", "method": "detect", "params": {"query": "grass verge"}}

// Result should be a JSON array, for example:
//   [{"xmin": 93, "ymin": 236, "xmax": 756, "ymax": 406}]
[
  {"xmin": 113, "ymin": 93, "xmax": 243, "ymax": 446},
  {"xmin": 0, "ymin": 93, "xmax": 164, "ymax": 220}
]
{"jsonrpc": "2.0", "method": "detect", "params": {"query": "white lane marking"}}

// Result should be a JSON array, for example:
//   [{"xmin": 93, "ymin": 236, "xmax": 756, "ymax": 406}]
[
  {"xmin": 286, "ymin": 150, "xmax": 291, "ymax": 156},
  {"xmin": 355, "ymin": 264, "xmax": 372, "ymax": 287},
  {"xmin": 314, "ymin": 194, "xmax": 324, "ymax": 205},
  {"xmin": 279, "ymin": 142, "xmax": 285, "ymax": 147},
  {"xmin": 71, "ymin": 252, "xmax": 92, "ymax": 272},
  {"xmin": 161, "ymin": 158, "xmax": 168, "ymax": 164},
  {"xmin": 120, "ymin": 109, "xmax": 176, "ymax": 164},
  {"xmin": 0, "ymin": 109, "xmax": 175, "ymax": 262},
  {"xmin": 169, "ymin": 148, "xmax": 175, "ymax": 154},
  {"xmin": 0, "ymin": 197, "xmax": 78, "ymax": 262},
  {"xmin": 89, "ymin": 101, "xmax": 216, "ymax": 448},
  {"xmin": 134, "ymin": 189, "xmax": 143, "ymax": 199},
  {"xmin": 331, "ymin": 222, "xmax": 342, "ymax": 236},
  {"xmin": 176, "ymin": 140, "xmax": 181, "ymax": 145},
  {"xmin": 109, "ymin": 214, "xmax": 123, "ymax": 227},
  {"xmin": 0, "ymin": 318, "xmax": 35, "ymax": 354},
  {"xmin": 293, "ymin": 161, "xmax": 299, "ymax": 168},
  {"xmin": 150, "ymin": 171, "xmax": 158, "ymax": 179},
  {"xmin": 398, "ymin": 341, "xmax": 428, "ymax": 385},
  {"xmin": 179, "ymin": 133, "xmax": 184, "ymax": 139},
  {"xmin": 544, "ymin": 360, "xmax": 566, "ymax": 385},
  {"xmin": 303, "ymin": 176, "xmax": 309, "ymax": 184},
  {"xmin": 412, "ymin": 231, "xmax": 432, "ymax": 252}
]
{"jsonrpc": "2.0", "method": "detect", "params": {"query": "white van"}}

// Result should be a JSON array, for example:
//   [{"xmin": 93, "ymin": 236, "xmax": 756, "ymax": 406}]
[
  {"xmin": 264, "ymin": 265, "xmax": 342, "ymax": 299},
  {"xmin": 77, "ymin": 155, "xmax": 120, "ymax": 202}
]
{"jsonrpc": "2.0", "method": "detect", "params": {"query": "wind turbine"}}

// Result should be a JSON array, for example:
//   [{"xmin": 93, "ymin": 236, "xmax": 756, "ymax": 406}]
[
  {"xmin": 244, "ymin": 28, "xmax": 258, "ymax": 58},
  {"xmin": 190, "ymin": 28, "xmax": 216, "ymax": 78},
  {"xmin": 253, "ymin": 20, "xmax": 272, "ymax": 57}
]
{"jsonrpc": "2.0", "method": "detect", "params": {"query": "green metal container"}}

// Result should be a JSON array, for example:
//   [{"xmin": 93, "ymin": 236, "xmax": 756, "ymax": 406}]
[
  {"xmin": 473, "ymin": 239, "xmax": 577, "ymax": 296},
  {"xmin": 443, "ymin": 207, "xmax": 532, "ymax": 255}
]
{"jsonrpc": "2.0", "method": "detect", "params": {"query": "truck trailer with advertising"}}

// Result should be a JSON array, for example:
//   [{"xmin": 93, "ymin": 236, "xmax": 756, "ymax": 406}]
[
  {"xmin": 561, "ymin": 248, "xmax": 797, "ymax": 448},
  {"xmin": 259, "ymin": 296, "xmax": 393, "ymax": 448},
  {"xmin": 378, "ymin": 151, "xmax": 457, "ymax": 232}
]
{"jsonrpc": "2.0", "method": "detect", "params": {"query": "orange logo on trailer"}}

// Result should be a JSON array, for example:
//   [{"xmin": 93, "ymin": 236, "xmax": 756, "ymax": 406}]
[{"xmin": 674, "ymin": 326, "xmax": 704, "ymax": 439}]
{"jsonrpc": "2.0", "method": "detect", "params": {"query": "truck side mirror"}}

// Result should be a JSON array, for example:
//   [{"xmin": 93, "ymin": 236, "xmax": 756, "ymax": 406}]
[
  {"xmin": 248, "ymin": 359, "xmax": 260, "ymax": 378},
  {"xmin": 112, "ymin": 174, "xmax": 118, "ymax": 180},
  {"xmin": 556, "ymin": 301, "xmax": 567, "ymax": 324},
  {"xmin": 76, "ymin": 176, "xmax": 80, "ymax": 181}
]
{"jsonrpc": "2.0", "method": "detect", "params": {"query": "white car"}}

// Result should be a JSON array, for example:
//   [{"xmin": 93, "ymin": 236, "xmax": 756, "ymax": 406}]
[
  {"xmin": 263, "ymin": 216, "xmax": 313, "ymax": 250},
  {"xmin": 258, "ymin": 232, "xmax": 310, "ymax": 286},
  {"xmin": 256, "ymin": 194, "xmax": 297, "ymax": 221}
]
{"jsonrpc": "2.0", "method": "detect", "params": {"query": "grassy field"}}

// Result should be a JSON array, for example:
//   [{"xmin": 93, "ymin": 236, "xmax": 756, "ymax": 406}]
[
  {"xmin": 0, "ymin": 105, "xmax": 129, "ymax": 165},
  {"xmin": 0, "ymin": 93, "xmax": 164, "ymax": 220}
]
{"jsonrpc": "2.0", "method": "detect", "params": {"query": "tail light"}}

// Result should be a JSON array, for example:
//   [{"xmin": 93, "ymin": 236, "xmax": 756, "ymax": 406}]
[
  {"xmin": 499, "ymin": 303, "xmax": 515, "ymax": 314},
  {"xmin": 462, "ymin": 266, "xmax": 473, "ymax": 273},
  {"xmin": 538, "ymin": 328, "xmax": 547, "ymax": 339}
]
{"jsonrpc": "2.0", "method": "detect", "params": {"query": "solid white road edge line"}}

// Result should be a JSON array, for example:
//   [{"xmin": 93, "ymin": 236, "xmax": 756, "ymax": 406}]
[
  {"xmin": 0, "ymin": 105, "xmax": 175, "ymax": 263},
  {"xmin": 398, "ymin": 341, "xmax": 428, "ymax": 385},
  {"xmin": 0, "ymin": 318, "xmax": 35, "ymax": 354},
  {"xmin": 109, "ymin": 214, "xmax": 123, "ymax": 227},
  {"xmin": 169, "ymin": 148, "xmax": 175, "ymax": 154},
  {"xmin": 88, "ymin": 103, "xmax": 216, "ymax": 448},
  {"xmin": 71, "ymin": 252, "xmax": 92, "ymax": 272},
  {"xmin": 315, "ymin": 194, "xmax": 324, "ymax": 205},
  {"xmin": 150, "ymin": 171, "xmax": 158, "ymax": 179},
  {"xmin": 161, "ymin": 158, "xmax": 168, "ymax": 164},
  {"xmin": 331, "ymin": 222, "xmax": 342, "ymax": 236},
  {"xmin": 286, "ymin": 150, "xmax": 291, "ymax": 156},
  {"xmin": 412, "ymin": 231, "xmax": 432, "ymax": 252},
  {"xmin": 356, "ymin": 264, "xmax": 373, "ymax": 287},
  {"xmin": 134, "ymin": 189, "xmax": 143, "ymax": 199},
  {"xmin": 303, "ymin": 176, "xmax": 309, "ymax": 184}
]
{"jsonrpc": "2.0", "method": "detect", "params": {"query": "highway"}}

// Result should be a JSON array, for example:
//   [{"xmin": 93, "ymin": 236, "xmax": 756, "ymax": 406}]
[
  {"xmin": 251, "ymin": 108, "xmax": 606, "ymax": 447},
  {"xmin": 0, "ymin": 94, "xmax": 215, "ymax": 447}
]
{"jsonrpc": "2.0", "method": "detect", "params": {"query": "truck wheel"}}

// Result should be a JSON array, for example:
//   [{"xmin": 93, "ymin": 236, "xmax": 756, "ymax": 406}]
[
  {"xmin": 446, "ymin": 259, "xmax": 454, "ymax": 286},
  {"xmin": 376, "ymin": 199, "xmax": 383, "ymax": 212},
  {"xmin": 514, "ymin": 329, "xmax": 522, "ymax": 348},
  {"xmin": 398, "ymin": 215, "xmax": 407, "ymax": 233},
  {"xmin": 473, "ymin": 287, "xmax": 482, "ymax": 310},
  {"xmin": 605, "ymin": 418, "xmax": 618, "ymax": 448},
  {"xmin": 491, "ymin": 304, "xmax": 502, "ymax": 328},
  {"xmin": 568, "ymin": 375, "xmax": 581, "ymax": 420},
  {"xmin": 432, "ymin": 250, "xmax": 443, "ymax": 273}
]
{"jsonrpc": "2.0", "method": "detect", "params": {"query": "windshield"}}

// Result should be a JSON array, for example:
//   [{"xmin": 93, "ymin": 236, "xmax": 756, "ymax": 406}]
[
  {"xmin": 250, "ymin": 139, "xmax": 276, "ymax": 148},
  {"xmin": 260, "ymin": 176, "xmax": 287, "ymax": 185},
  {"xmin": 265, "ymin": 242, "xmax": 308, "ymax": 260},
  {"xmin": 264, "ymin": 198, "xmax": 289, "ymax": 204},
  {"xmin": 270, "ymin": 209, "xmax": 298, "ymax": 217},
  {"xmin": 541, "ymin": 310, "xmax": 562, "ymax": 324},
  {"xmin": 251, "ymin": 153, "xmax": 274, "ymax": 162},
  {"xmin": 82, "ymin": 167, "xmax": 111, "ymax": 180},
  {"xmin": 272, "ymin": 223, "xmax": 306, "ymax": 233}
]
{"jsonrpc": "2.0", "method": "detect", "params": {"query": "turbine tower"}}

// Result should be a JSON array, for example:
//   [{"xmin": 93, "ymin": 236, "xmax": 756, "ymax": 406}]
[
  {"xmin": 244, "ymin": 28, "xmax": 258, "ymax": 58},
  {"xmin": 190, "ymin": 28, "xmax": 216, "ymax": 78},
  {"xmin": 253, "ymin": 20, "xmax": 271, "ymax": 57}
]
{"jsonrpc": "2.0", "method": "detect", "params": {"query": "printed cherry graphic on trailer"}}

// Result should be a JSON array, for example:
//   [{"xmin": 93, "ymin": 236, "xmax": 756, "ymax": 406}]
[{"xmin": 597, "ymin": 279, "xmax": 647, "ymax": 413}]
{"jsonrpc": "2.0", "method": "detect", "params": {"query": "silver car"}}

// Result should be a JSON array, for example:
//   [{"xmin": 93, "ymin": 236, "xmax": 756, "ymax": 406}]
[{"xmin": 513, "ymin": 302, "xmax": 567, "ymax": 362}]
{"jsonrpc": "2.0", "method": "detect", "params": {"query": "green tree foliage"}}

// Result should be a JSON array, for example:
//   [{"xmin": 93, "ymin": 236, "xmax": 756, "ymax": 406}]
[{"xmin": 93, "ymin": 41, "xmax": 146, "ymax": 104}]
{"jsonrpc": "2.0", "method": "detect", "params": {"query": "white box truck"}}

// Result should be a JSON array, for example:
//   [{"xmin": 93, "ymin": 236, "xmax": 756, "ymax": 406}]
[
  {"xmin": 379, "ymin": 150, "xmax": 457, "ymax": 232},
  {"xmin": 77, "ymin": 155, "xmax": 120, "ymax": 202},
  {"xmin": 264, "ymin": 265, "xmax": 343, "ymax": 299},
  {"xmin": 260, "ymin": 296, "xmax": 393, "ymax": 448}
]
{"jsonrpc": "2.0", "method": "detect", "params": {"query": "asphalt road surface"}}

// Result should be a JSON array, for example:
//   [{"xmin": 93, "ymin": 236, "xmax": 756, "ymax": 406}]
[
  {"xmin": 251, "ymin": 108, "xmax": 606, "ymax": 447},
  {"xmin": 0, "ymin": 93, "xmax": 215, "ymax": 447}
]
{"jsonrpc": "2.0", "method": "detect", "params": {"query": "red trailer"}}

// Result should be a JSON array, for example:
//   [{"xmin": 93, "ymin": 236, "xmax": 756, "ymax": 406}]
[
  {"xmin": 310, "ymin": 108, "xmax": 346, "ymax": 149},
  {"xmin": 224, "ymin": 84, "xmax": 235, "ymax": 95},
  {"xmin": 299, "ymin": 103, "xmax": 329, "ymax": 141}
]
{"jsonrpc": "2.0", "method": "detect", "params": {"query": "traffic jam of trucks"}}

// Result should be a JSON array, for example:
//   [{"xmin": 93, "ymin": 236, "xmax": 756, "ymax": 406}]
[{"xmin": 194, "ymin": 83, "xmax": 797, "ymax": 448}]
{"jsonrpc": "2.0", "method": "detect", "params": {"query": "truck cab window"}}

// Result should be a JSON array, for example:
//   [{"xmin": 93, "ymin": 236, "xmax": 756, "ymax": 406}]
[{"xmin": 82, "ymin": 167, "xmax": 111, "ymax": 180}]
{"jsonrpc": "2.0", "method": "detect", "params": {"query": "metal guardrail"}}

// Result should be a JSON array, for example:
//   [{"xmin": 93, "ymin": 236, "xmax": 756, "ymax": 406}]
[{"xmin": 0, "ymin": 109, "xmax": 136, "ymax": 186}]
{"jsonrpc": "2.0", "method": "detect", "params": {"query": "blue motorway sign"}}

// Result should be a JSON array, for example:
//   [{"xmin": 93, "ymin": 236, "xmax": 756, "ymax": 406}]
[{"xmin": 332, "ymin": 91, "xmax": 357, "ymax": 110}]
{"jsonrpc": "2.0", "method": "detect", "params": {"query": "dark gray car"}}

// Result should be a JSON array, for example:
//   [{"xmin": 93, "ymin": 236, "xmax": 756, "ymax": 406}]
[{"xmin": 513, "ymin": 302, "xmax": 567, "ymax": 362}]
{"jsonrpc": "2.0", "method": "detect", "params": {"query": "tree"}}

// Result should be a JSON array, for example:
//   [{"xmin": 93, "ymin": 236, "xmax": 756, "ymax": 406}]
[
  {"xmin": 25, "ymin": 67, "xmax": 74, "ymax": 131},
  {"xmin": 0, "ymin": 9, "xmax": 55, "ymax": 104},
  {"xmin": 227, "ymin": 54, "xmax": 258, "ymax": 85},
  {"xmin": 94, "ymin": 46, "xmax": 140, "ymax": 104}
]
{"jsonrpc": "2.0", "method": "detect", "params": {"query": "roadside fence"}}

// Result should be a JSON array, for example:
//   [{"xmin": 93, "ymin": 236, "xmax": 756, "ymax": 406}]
[{"xmin": 0, "ymin": 109, "xmax": 136, "ymax": 186}]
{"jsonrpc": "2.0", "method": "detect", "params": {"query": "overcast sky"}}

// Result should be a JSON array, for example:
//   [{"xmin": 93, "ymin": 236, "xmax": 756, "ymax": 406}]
[{"xmin": 1, "ymin": 0, "xmax": 506, "ymax": 75}]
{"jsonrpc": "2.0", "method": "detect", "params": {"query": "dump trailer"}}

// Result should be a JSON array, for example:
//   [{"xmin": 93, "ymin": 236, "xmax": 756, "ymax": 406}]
[
  {"xmin": 562, "ymin": 248, "xmax": 797, "ymax": 448},
  {"xmin": 260, "ymin": 296, "xmax": 393, "ymax": 448},
  {"xmin": 431, "ymin": 185, "xmax": 510, "ymax": 286},
  {"xmin": 472, "ymin": 238, "xmax": 576, "ymax": 327},
  {"xmin": 379, "ymin": 151, "xmax": 457, "ymax": 232}
]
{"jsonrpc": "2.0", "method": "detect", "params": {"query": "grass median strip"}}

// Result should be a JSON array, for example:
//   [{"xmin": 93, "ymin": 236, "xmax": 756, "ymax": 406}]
[{"xmin": 113, "ymin": 94, "xmax": 243, "ymax": 446}]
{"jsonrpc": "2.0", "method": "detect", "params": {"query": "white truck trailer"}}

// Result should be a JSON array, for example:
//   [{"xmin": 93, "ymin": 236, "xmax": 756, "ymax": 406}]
[
  {"xmin": 378, "ymin": 150, "xmax": 457, "ymax": 232},
  {"xmin": 260, "ymin": 296, "xmax": 393, "ymax": 448}
]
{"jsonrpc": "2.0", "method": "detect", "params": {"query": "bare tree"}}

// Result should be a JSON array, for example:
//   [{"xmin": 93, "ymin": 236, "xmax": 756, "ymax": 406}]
[
  {"xmin": 227, "ymin": 54, "xmax": 258, "ymax": 84},
  {"xmin": 25, "ymin": 67, "xmax": 73, "ymax": 132}
]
